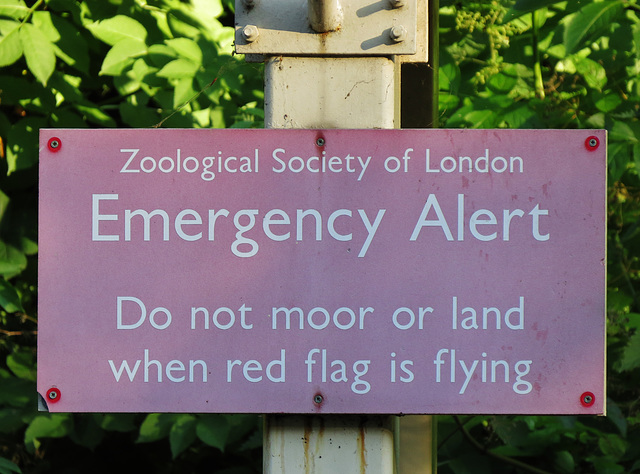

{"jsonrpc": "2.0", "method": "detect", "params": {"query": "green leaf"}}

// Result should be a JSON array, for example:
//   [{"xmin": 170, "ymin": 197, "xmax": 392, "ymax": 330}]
[
  {"xmin": 594, "ymin": 93, "xmax": 622, "ymax": 113},
  {"xmin": 157, "ymin": 58, "xmax": 200, "ymax": 79},
  {"xmin": 25, "ymin": 414, "xmax": 73, "ymax": 450},
  {"xmin": 137, "ymin": 413, "xmax": 175, "ymax": 443},
  {"xmin": 69, "ymin": 414, "xmax": 105, "ymax": 450},
  {"xmin": 0, "ymin": 0, "xmax": 28, "ymax": 20},
  {"xmin": 487, "ymin": 72, "xmax": 518, "ymax": 94},
  {"xmin": 503, "ymin": 0, "xmax": 566, "ymax": 22},
  {"xmin": 0, "ymin": 21, "xmax": 22, "ymax": 66},
  {"xmin": 606, "ymin": 399, "xmax": 627, "ymax": 437},
  {"xmin": 465, "ymin": 109, "xmax": 496, "ymax": 128},
  {"xmin": 169, "ymin": 415, "xmax": 197, "ymax": 459},
  {"xmin": 100, "ymin": 414, "xmax": 138, "ymax": 432},
  {"xmin": 574, "ymin": 57, "xmax": 607, "ymax": 91},
  {"xmin": 0, "ymin": 242, "xmax": 26, "ymax": 278},
  {"xmin": 563, "ymin": 1, "xmax": 625, "ymax": 54},
  {"xmin": 147, "ymin": 43, "xmax": 177, "ymax": 68},
  {"xmin": 598, "ymin": 433, "xmax": 628, "ymax": 459},
  {"xmin": 553, "ymin": 450, "xmax": 575, "ymax": 474},
  {"xmin": 0, "ymin": 369, "xmax": 32, "ymax": 408},
  {"xmin": 99, "ymin": 38, "xmax": 147, "ymax": 76},
  {"xmin": 6, "ymin": 117, "xmax": 46, "ymax": 175},
  {"xmin": 6, "ymin": 349, "xmax": 35, "ymax": 381},
  {"xmin": 165, "ymin": 38, "xmax": 202, "ymax": 65},
  {"xmin": 74, "ymin": 104, "xmax": 116, "ymax": 127},
  {"xmin": 166, "ymin": 9, "xmax": 202, "ymax": 38},
  {"xmin": 0, "ymin": 457, "xmax": 21, "ymax": 474},
  {"xmin": 32, "ymin": 11, "xmax": 60, "ymax": 42},
  {"xmin": 0, "ymin": 278, "xmax": 24, "ymax": 313},
  {"xmin": 50, "ymin": 15, "xmax": 89, "ymax": 73},
  {"xmin": 87, "ymin": 15, "xmax": 147, "ymax": 46},
  {"xmin": 19, "ymin": 23, "xmax": 55, "ymax": 85},
  {"xmin": 119, "ymin": 101, "xmax": 160, "ymax": 128},
  {"xmin": 196, "ymin": 415, "xmax": 230, "ymax": 451},
  {"xmin": 620, "ymin": 331, "xmax": 640, "ymax": 371},
  {"xmin": 173, "ymin": 77, "xmax": 196, "ymax": 108},
  {"xmin": 633, "ymin": 143, "xmax": 640, "ymax": 173},
  {"xmin": 192, "ymin": 0, "xmax": 224, "ymax": 20},
  {"xmin": 610, "ymin": 120, "xmax": 638, "ymax": 144}
]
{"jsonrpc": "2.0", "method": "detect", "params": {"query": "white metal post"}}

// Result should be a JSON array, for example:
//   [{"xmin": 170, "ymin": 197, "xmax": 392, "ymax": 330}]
[
  {"xmin": 235, "ymin": 0, "xmax": 435, "ymax": 471},
  {"xmin": 262, "ymin": 53, "xmax": 397, "ymax": 474}
]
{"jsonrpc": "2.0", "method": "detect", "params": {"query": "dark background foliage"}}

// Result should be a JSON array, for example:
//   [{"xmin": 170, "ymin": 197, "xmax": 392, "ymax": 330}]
[{"xmin": 0, "ymin": 0, "xmax": 638, "ymax": 473}]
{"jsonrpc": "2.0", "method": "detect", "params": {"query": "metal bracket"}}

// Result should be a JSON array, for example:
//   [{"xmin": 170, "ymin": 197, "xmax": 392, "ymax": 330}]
[{"xmin": 235, "ymin": 0, "xmax": 417, "ymax": 56}]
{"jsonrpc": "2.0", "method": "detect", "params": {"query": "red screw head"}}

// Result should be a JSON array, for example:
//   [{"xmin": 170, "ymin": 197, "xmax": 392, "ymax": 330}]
[
  {"xmin": 47, "ymin": 137, "xmax": 62, "ymax": 152},
  {"xmin": 580, "ymin": 391, "xmax": 595, "ymax": 407},
  {"xmin": 585, "ymin": 136, "xmax": 599, "ymax": 151},
  {"xmin": 46, "ymin": 387, "xmax": 61, "ymax": 403}
]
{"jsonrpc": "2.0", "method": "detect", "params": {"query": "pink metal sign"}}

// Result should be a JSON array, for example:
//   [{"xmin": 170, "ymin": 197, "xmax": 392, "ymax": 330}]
[{"xmin": 38, "ymin": 129, "xmax": 606, "ymax": 414}]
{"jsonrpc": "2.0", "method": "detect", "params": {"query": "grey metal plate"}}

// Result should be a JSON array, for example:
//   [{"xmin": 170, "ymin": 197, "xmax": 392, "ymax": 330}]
[{"xmin": 235, "ymin": 0, "xmax": 417, "ymax": 55}]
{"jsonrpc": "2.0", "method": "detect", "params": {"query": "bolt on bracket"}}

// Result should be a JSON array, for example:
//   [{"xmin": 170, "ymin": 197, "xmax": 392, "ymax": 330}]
[{"xmin": 235, "ymin": 0, "xmax": 417, "ymax": 56}]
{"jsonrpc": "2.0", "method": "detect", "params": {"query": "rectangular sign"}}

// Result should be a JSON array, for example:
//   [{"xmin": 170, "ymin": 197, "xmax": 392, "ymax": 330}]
[{"xmin": 38, "ymin": 129, "xmax": 606, "ymax": 414}]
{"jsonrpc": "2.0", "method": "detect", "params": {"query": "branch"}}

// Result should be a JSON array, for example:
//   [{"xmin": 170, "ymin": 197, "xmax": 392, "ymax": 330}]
[{"xmin": 0, "ymin": 329, "xmax": 37, "ymax": 337}]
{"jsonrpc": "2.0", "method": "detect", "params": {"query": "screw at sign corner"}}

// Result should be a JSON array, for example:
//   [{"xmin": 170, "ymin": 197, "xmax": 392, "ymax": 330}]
[
  {"xmin": 47, "ymin": 387, "xmax": 61, "ymax": 403},
  {"xmin": 581, "ymin": 391, "xmax": 595, "ymax": 407},
  {"xmin": 314, "ymin": 394, "xmax": 323, "ymax": 404},
  {"xmin": 585, "ymin": 136, "xmax": 599, "ymax": 151},
  {"xmin": 47, "ymin": 137, "xmax": 61, "ymax": 152}
]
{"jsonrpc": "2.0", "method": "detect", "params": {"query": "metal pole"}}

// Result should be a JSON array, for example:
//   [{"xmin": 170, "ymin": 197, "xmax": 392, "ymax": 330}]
[
  {"xmin": 236, "ymin": 0, "xmax": 436, "ymax": 471},
  {"xmin": 262, "ymin": 54, "xmax": 397, "ymax": 474}
]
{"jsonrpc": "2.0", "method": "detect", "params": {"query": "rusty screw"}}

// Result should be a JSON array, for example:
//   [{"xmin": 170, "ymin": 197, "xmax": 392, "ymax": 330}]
[{"xmin": 314, "ymin": 394, "xmax": 323, "ymax": 404}]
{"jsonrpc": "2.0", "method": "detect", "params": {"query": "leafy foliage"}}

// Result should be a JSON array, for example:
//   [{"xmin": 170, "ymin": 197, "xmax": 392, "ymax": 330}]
[
  {"xmin": 438, "ymin": 0, "xmax": 640, "ymax": 472},
  {"xmin": 0, "ymin": 0, "xmax": 262, "ymax": 472},
  {"xmin": 1, "ymin": 0, "xmax": 639, "ymax": 472}
]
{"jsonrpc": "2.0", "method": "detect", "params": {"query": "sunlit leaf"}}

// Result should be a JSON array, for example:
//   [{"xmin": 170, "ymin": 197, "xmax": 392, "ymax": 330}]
[
  {"xmin": 574, "ymin": 57, "xmax": 607, "ymax": 91},
  {"xmin": 165, "ymin": 38, "xmax": 202, "ymax": 65},
  {"xmin": 0, "ymin": 0, "xmax": 28, "ymax": 20},
  {"xmin": 503, "ymin": 0, "xmax": 565, "ymax": 22},
  {"xmin": 32, "ymin": 11, "xmax": 60, "ymax": 42},
  {"xmin": 157, "ymin": 58, "xmax": 199, "ymax": 79},
  {"xmin": 137, "ymin": 414, "xmax": 176, "ymax": 443},
  {"xmin": 99, "ymin": 38, "xmax": 147, "ymax": 76},
  {"xmin": 0, "ymin": 21, "xmax": 22, "ymax": 66},
  {"xmin": 25, "ymin": 414, "xmax": 73, "ymax": 449},
  {"xmin": 6, "ymin": 117, "xmax": 46, "ymax": 174},
  {"xmin": 88, "ymin": 15, "xmax": 147, "ymax": 46},
  {"xmin": 19, "ymin": 23, "xmax": 55, "ymax": 85},
  {"xmin": 564, "ymin": 1, "xmax": 625, "ymax": 53},
  {"xmin": 0, "ymin": 241, "xmax": 26, "ymax": 277}
]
